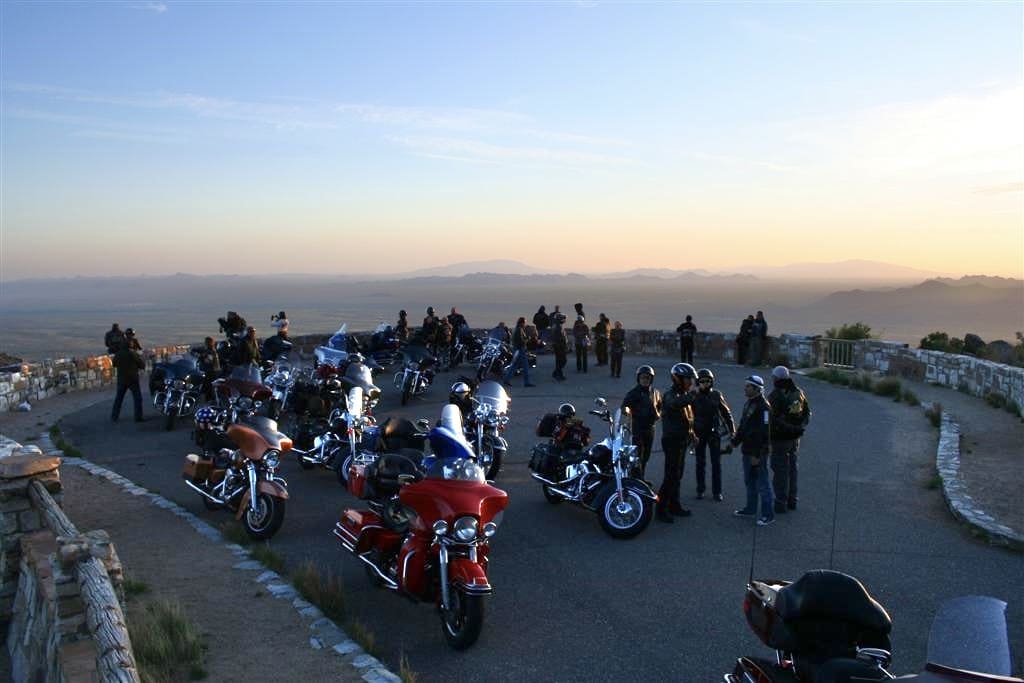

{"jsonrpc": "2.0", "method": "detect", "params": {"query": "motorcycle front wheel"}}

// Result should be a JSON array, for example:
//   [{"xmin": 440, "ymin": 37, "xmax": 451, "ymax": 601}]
[
  {"xmin": 334, "ymin": 445, "xmax": 353, "ymax": 486},
  {"xmin": 164, "ymin": 410, "xmax": 176, "ymax": 431},
  {"xmin": 440, "ymin": 589, "xmax": 485, "ymax": 650},
  {"xmin": 597, "ymin": 487, "xmax": 652, "ymax": 539},
  {"xmin": 243, "ymin": 493, "xmax": 286, "ymax": 540},
  {"xmin": 542, "ymin": 485, "xmax": 564, "ymax": 504},
  {"xmin": 480, "ymin": 445, "xmax": 503, "ymax": 481},
  {"xmin": 401, "ymin": 382, "xmax": 412, "ymax": 406}
]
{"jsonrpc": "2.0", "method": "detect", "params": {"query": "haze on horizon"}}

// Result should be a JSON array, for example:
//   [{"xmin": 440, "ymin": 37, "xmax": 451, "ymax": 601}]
[{"xmin": 1, "ymin": 2, "xmax": 1022, "ymax": 281}]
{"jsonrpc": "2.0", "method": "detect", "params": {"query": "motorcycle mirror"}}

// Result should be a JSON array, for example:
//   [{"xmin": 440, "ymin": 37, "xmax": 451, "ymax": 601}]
[
  {"xmin": 397, "ymin": 473, "xmax": 416, "ymax": 485},
  {"xmin": 415, "ymin": 418, "xmax": 430, "ymax": 431},
  {"xmin": 594, "ymin": 397, "xmax": 607, "ymax": 408},
  {"xmin": 622, "ymin": 406, "xmax": 631, "ymax": 415}
]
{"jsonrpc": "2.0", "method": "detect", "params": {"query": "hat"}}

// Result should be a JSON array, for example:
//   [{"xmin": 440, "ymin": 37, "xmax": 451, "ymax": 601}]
[
  {"xmin": 576, "ymin": 315, "xmax": 584, "ymax": 322},
  {"xmin": 125, "ymin": 328, "xmax": 135, "ymax": 336},
  {"xmin": 745, "ymin": 375, "xmax": 764, "ymax": 389},
  {"xmin": 772, "ymin": 365, "xmax": 790, "ymax": 380}
]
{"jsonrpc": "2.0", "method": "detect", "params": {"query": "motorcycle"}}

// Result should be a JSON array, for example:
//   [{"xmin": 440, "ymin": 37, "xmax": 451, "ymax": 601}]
[
  {"xmin": 315, "ymin": 323, "xmax": 392, "ymax": 371},
  {"xmin": 463, "ymin": 380, "xmax": 510, "ymax": 481},
  {"xmin": 338, "ymin": 354, "xmax": 382, "ymax": 415},
  {"xmin": 150, "ymin": 354, "xmax": 205, "ymax": 431},
  {"xmin": 183, "ymin": 416, "xmax": 291, "ymax": 540},
  {"xmin": 475, "ymin": 336, "xmax": 537, "ymax": 382},
  {"xmin": 336, "ymin": 404, "xmax": 509, "ymax": 650},
  {"xmin": 393, "ymin": 345, "xmax": 437, "ymax": 406},
  {"xmin": 365, "ymin": 322, "xmax": 402, "ymax": 368},
  {"xmin": 449, "ymin": 329, "xmax": 484, "ymax": 369},
  {"xmin": 294, "ymin": 386, "xmax": 380, "ymax": 487},
  {"xmin": 263, "ymin": 355, "xmax": 297, "ymax": 420},
  {"xmin": 528, "ymin": 398, "xmax": 656, "ymax": 539},
  {"xmin": 725, "ymin": 570, "xmax": 1022, "ymax": 683}
]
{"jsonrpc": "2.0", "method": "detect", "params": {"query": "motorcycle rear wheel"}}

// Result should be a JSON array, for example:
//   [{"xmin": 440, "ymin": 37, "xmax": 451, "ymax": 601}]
[
  {"xmin": 597, "ymin": 487, "xmax": 652, "ymax": 539},
  {"xmin": 440, "ymin": 589, "xmax": 485, "ymax": 650},
  {"xmin": 401, "ymin": 383, "xmax": 412, "ymax": 406},
  {"xmin": 243, "ymin": 493, "xmax": 286, "ymax": 540},
  {"xmin": 335, "ymin": 446, "xmax": 353, "ymax": 486}
]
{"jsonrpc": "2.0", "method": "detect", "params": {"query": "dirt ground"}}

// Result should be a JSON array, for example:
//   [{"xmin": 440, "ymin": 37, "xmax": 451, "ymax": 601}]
[{"xmin": 58, "ymin": 465, "xmax": 364, "ymax": 682}]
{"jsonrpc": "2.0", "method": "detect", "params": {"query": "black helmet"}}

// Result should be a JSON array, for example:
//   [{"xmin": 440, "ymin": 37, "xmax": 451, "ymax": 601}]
[
  {"xmin": 558, "ymin": 402, "xmax": 576, "ymax": 419},
  {"xmin": 697, "ymin": 368, "xmax": 714, "ymax": 383},
  {"xmin": 450, "ymin": 382, "xmax": 470, "ymax": 398},
  {"xmin": 348, "ymin": 352, "xmax": 364, "ymax": 364},
  {"xmin": 636, "ymin": 365, "xmax": 655, "ymax": 380},
  {"xmin": 671, "ymin": 362, "xmax": 697, "ymax": 381},
  {"xmin": 426, "ymin": 306, "xmax": 435, "ymax": 316}
]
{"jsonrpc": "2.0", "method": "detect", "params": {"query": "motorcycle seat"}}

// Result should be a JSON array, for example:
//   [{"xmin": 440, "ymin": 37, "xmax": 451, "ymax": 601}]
[
  {"xmin": 776, "ymin": 571, "xmax": 892, "ymax": 636},
  {"xmin": 371, "ymin": 452, "xmax": 424, "ymax": 494},
  {"xmin": 379, "ymin": 418, "xmax": 428, "ymax": 451}
]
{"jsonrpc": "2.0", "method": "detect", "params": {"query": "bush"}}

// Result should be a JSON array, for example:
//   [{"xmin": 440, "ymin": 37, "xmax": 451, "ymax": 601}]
[
  {"xmin": 129, "ymin": 600, "xmax": 207, "ymax": 683},
  {"xmin": 825, "ymin": 322, "xmax": 873, "ymax": 340},
  {"xmin": 292, "ymin": 560, "xmax": 346, "ymax": 623},
  {"xmin": 1007, "ymin": 400, "xmax": 1021, "ymax": 417},
  {"xmin": 808, "ymin": 367, "xmax": 851, "ymax": 386},
  {"xmin": 902, "ymin": 389, "xmax": 921, "ymax": 406},
  {"xmin": 925, "ymin": 403, "xmax": 943, "ymax": 428},
  {"xmin": 873, "ymin": 377, "xmax": 902, "ymax": 399},
  {"xmin": 849, "ymin": 372, "xmax": 874, "ymax": 392},
  {"xmin": 984, "ymin": 391, "xmax": 1008, "ymax": 410},
  {"xmin": 250, "ymin": 542, "xmax": 285, "ymax": 574},
  {"xmin": 920, "ymin": 331, "xmax": 965, "ymax": 353}
]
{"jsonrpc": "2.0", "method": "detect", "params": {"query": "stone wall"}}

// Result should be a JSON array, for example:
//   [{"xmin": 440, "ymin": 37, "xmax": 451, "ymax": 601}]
[
  {"xmin": 1, "ymin": 450, "xmax": 137, "ymax": 682},
  {"xmin": 0, "ymin": 344, "xmax": 190, "ymax": 412}
]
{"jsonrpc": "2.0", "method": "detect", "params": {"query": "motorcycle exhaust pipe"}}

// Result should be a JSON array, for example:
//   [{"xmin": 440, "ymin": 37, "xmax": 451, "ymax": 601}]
[
  {"xmin": 153, "ymin": 391, "xmax": 167, "ymax": 408},
  {"xmin": 356, "ymin": 551, "xmax": 398, "ymax": 590},
  {"xmin": 184, "ymin": 479, "xmax": 224, "ymax": 505}
]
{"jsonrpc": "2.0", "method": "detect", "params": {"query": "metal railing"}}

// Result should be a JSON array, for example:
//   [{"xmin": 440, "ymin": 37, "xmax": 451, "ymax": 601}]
[{"xmin": 821, "ymin": 338, "xmax": 855, "ymax": 368}]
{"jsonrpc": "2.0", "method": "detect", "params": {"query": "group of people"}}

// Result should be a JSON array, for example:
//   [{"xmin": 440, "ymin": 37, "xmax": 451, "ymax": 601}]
[
  {"xmin": 621, "ymin": 361, "xmax": 811, "ymax": 527},
  {"xmin": 104, "ymin": 323, "xmax": 146, "ymax": 423},
  {"xmin": 736, "ymin": 311, "xmax": 769, "ymax": 366},
  {"xmin": 532, "ymin": 303, "xmax": 627, "ymax": 382}
]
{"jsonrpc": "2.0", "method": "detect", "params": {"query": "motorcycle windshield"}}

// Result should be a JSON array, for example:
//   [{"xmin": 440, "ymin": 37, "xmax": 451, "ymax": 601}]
[
  {"xmin": 228, "ymin": 365, "xmax": 263, "ymax": 385},
  {"xmin": 925, "ymin": 596, "xmax": 1013, "ymax": 676},
  {"xmin": 162, "ymin": 356, "xmax": 200, "ymax": 379},
  {"xmin": 327, "ymin": 323, "xmax": 348, "ymax": 350},
  {"xmin": 344, "ymin": 363, "xmax": 374, "ymax": 389},
  {"xmin": 476, "ymin": 381, "xmax": 510, "ymax": 414},
  {"xmin": 346, "ymin": 387, "xmax": 363, "ymax": 419},
  {"xmin": 401, "ymin": 345, "xmax": 434, "ymax": 363},
  {"xmin": 422, "ymin": 456, "xmax": 486, "ymax": 483}
]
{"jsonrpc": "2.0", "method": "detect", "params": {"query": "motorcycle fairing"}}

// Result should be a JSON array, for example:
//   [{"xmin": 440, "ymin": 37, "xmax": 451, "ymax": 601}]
[
  {"xmin": 925, "ymin": 597, "xmax": 1013, "ymax": 677},
  {"xmin": 227, "ymin": 420, "xmax": 293, "ymax": 457},
  {"xmin": 447, "ymin": 557, "xmax": 493, "ymax": 596},
  {"xmin": 400, "ymin": 479, "xmax": 509, "ymax": 525},
  {"xmin": 235, "ymin": 479, "xmax": 289, "ymax": 519}
]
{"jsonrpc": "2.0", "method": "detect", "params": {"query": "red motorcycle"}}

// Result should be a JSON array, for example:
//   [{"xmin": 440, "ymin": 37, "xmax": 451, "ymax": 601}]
[{"xmin": 334, "ymin": 404, "xmax": 509, "ymax": 650}]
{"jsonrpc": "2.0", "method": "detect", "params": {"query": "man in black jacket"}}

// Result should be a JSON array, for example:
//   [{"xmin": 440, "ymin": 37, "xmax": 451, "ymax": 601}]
[
  {"xmin": 768, "ymin": 366, "xmax": 811, "ymax": 513},
  {"xmin": 655, "ymin": 363, "xmax": 697, "ymax": 523},
  {"xmin": 550, "ymin": 321, "xmax": 568, "ymax": 382},
  {"xmin": 620, "ymin": 365, "xmax": 661, "ymax": 479},
  {"xmin": 676, "ymin": 315, "xmax": 697, "ymax": 364},
  {"xmin": 731, "ymin": 375, "xmax": 774, "ymax": 526},
  {"xmin": 111, "ymin": 332, "xmax": 146, "ymax": 422},
  {"xmin": 104, "ymin": 323, "xmax": 125, "ymax": 355},
  {"xmin": 692, "ymin": 368, "xmax": 735, "ymax": 501},
  {"xmin": 736, "ymin": 315, "xmax": 753, "ymax": 365}
]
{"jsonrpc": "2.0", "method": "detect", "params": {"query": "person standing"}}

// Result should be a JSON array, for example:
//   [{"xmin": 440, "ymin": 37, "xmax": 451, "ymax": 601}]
[
  {"xmin": 533, "ymin": 306, "xmax": 550, "ymax": 334},
  {"xmin": 270, "ymin": 310, "xmax": 289, "ymax": 332},
  {"xmin": 749, "ymin": 311, "xmax": 768, "ymax": 366},
  {"xmin": 194, "ymin": 336, "xmax": 221, "ymax": 400},
  {"xmin": 655, "ymin": 363, "xmax": 697, "ymax": 523},
  {"xmin": 692, "ymin": 368, "xmax": 735, "ymax": 502},
  {"xmin": 609, "ymin": 321, "xmax": 626, "ymax": 378},
  {"xmin": 104, "ymin": 323, "xmax": 125, "ymax": 355},
  {"xmin": 737, "ymin": 315, "xmax": 754, "ymax": 365},
  {"xmin": 621, "ymin": 365, "xmax": 661, "ymax": 479},
  {"xmin": 422, "ymin": 307, "xmax": 439, "ymax": 352},
  {"xmin": 731, "ymin": 375, "xmax": 774, "ymax": 526},
  {"xmin": 395, "ymin": 310, "xmax": 410, "ymax": 342},
  {"xmin": 447, "ymin": 307, "xmax": 467, "ymax": 335},
  {"xmin": 676, "ymin": 315, "xmax": 697, "ymax": 364},
  {"xmin": 503, "ymin": 317, "xmax": 535, "ymax": 387},
  {"xmin": 593, "ymin": 313, "xmax": 610, "ymax": 366},
  {"xmin": 551, "ymin": 320, "xmax": 569, "ymax": 382},
  {"xmin": 111, "ymin": 330, "xmax": 145, "ymax": 422},
  {"xmin": 768, "ymin": 366, "xmax": 811, "ymax": 513},
  {"xmin": 572, "ymin": 315, "xmax": 590, "ymax": 373},
  {"xmin": 238, "ymin": 327, "xmax": 261, "ymax": 366}
]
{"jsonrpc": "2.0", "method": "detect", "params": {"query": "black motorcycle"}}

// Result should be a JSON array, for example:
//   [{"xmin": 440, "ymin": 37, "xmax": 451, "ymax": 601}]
[
  {"xmin": 463, "ymin": 380, "xmax": 510, "ymax": 481},
  {"xmin": 150, "ymin": 354, "xmax": 205, "ymax": 431},
  {"xmin": 528, "ymin": 398, "xmax": 656, "ymax": 539},
  {"xmin": 726, "ymin": 570, "xmax": 1022, "ymax": 683},
  {"xmin": 393, "ymin": 345, "xmax": 437, "ymax": 406},
  {"xmin": 293, "ymin": 386, "xmax": 381, "ymax": 487}
]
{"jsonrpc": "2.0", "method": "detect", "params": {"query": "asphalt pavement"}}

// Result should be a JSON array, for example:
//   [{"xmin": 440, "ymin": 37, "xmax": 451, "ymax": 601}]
[{"xmin": 56, "ymin": 355, "xmax": 1023, "ymax": 682}]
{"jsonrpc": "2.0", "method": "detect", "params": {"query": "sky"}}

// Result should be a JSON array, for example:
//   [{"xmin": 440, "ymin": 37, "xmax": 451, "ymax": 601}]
[{"xmin": 1, "ymin": 1, "xmax": 1022, "ymax": 280}]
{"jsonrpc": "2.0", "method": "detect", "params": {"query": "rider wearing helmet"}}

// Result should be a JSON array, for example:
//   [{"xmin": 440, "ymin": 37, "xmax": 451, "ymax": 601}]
[
  {"xmin": 620, "ymin": 365, "xmax": 661, "ymax": 479},
  {"xmin": 553, "ymin": 402, "xmax": 590, "ymax": 452},
  {"xmin": 692, "ymin": 368, "xmax": 735, "ymax": 502},
  {"xmin": 655, "ymin": 362, "xmax": 698, "ymax": 523},
  {"xmin": 449, "ymin": 381, "xmax": 473, "ymax": 416}
]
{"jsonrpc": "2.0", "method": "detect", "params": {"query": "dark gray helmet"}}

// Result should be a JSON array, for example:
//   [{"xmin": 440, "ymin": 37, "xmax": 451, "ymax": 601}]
[
  {"xmin": 558, "ymin": 402, "xmax": 576, "ymax": 419},
  {"xmin": 636, "ymin": 365, "xmax": 655, "ymax": 380},
  {"xmin": 450, "ymin": 382, "xmax": 471, "ymax": 398},
  {"xmin": 671, "ymin": 362, "xmax": 697, "ymax": 381},
  {"xmin": 697, "ymin": 368, "xmax": 714, "ymax": 383}
]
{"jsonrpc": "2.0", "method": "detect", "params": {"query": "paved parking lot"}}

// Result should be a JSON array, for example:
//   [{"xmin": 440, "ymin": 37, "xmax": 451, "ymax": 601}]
[{"xmin": 57, "ymin": 355, "xmax": 1023, "ymax": 681}]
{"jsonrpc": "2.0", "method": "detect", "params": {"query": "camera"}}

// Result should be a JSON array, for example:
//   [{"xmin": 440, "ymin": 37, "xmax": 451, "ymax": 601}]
[{"xmin": 271, "ymin": 310, "xmax": 287, "ymax": 322}]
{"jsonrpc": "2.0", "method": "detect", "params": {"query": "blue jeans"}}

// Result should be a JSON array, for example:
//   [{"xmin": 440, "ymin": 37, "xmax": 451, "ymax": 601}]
[
  {"xmin": 742, "ymin": 453, "xmax": 774, "ymax": 519},
  {"xmin": 503, "ymin": 349, "xmax": 530, "ymax": 385}
]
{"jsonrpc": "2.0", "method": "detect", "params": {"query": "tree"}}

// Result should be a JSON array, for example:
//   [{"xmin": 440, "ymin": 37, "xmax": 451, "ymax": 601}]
[{"xmin": 824, "ymin": 322, "xmax": 873, "ymax": 340}]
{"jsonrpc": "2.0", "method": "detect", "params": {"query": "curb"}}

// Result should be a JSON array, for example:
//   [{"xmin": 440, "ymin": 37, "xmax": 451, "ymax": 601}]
[
  {"xmin": 26, "ymin": 432, "xmax": 402, "ymax": 683},
  {"xmin": 933, "ymin": 411, "xmax": 1023, "ymax": 551}
]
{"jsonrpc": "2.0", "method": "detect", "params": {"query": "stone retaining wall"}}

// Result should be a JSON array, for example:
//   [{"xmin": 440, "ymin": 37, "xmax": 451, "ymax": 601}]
[
  {"xmin": 3, "ymin": 331, "xmax": 1021, "ymax": 413},
  {"xmin": 1, "ymin": 448, "xmax": 138, "ymax": 682}
]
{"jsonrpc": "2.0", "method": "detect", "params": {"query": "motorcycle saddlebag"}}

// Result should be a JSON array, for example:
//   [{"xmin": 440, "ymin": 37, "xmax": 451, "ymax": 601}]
[
  {"xmin": 347, "ymin": 462, "xmax": 375, "ymax": 500},
  {"xmin": 536, "ymin": 413, "xmax": 559, "ymax": 438},
  {"xmin": 182, "ymin": 454, "xmax": 212, "ymax": 482},
  {"xmin": 743, "ymin": 580, "xmax": 799, "ymax": 651}
]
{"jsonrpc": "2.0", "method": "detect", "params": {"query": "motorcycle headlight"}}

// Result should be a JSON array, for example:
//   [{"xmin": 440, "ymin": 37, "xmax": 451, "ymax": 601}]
[
  {"xmin": 174, "ymin": 379, "xmax": 186, "ymax": 389},
  {"xmin": 262, "ymin": 449, "xmax": 280, "ymax": 469},
  {"xmin": 452, "ymin": 516, "xmax": 479, "ymax": 542},
  {"xmin": 483, "ymin": 522, "xmax": 498, "ymax": 538},
  {"xmin": 432, "ymin": 520, "xmax": 449, "ymax": 537}
]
